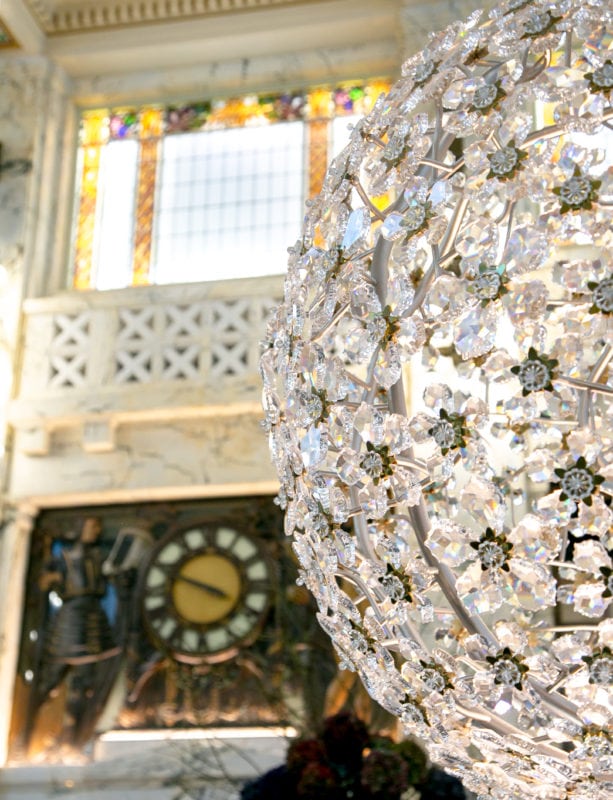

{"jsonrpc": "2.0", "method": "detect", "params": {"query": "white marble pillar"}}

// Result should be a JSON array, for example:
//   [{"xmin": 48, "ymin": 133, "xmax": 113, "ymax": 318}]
[
  {"xmin": 0, "ymin": 54, "xmax": 73, "ymax": 460},
  {"xmin": 0, "ymin": 503, "xmax": 37, "ymax": 765},
  {"xmin": 0, "ymin": 53, "xmax": 73, "ymax": 766},
  {"xmin": 0, "ymin": 55, "xmax": 75, "ymax": 297}
]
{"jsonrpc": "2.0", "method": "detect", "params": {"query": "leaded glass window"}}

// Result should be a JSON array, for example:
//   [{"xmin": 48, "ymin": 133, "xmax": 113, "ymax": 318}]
[{"xmin": 71, "ymin": 81, "xmax": 390, "ymax": 291}]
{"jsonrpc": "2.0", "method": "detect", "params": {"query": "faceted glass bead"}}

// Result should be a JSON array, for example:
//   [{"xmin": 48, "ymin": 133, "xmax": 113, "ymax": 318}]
[
  {"xmin": 560, "ymin": 467, "xmax": 595, "ymax": 501},
  {"xmin": 472, "ymin": 84, "xmax": 499, "ymax": 110},
  {"xmin": 589, "ymin": 655, "xmax": 613, "ymax": 685},
  {"xmin": 591, "ymin": 61, "xmax": 613, "ymax": 90},
  {"xmin": 492, "ymin": 659, "xmax": 522, "ymax": 687},
  {"xmin": 558, "ymin": 175, "xmax": 593, "ymax": 206},
  {"xmin": 478, "ymin": 541, "xmax": 506, "ymax": 570},
  {"xmin": 515, "ymin": 359, "xmax": 552, "ymax": 392},
  {"xmin": 489, "ymin": 147, "xmax": 520, "ymax": 177}
]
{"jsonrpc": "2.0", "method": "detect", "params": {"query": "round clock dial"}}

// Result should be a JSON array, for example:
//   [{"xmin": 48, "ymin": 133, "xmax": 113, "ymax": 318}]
[{"xmin": 141, "ymin": 525, "xmax": 272, "ymax": 664}]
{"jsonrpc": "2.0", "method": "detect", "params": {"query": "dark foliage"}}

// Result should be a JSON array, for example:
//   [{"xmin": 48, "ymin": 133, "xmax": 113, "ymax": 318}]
[{"xmin": 240, "ymin": 713, "xmax": 466, "ymax": 800}]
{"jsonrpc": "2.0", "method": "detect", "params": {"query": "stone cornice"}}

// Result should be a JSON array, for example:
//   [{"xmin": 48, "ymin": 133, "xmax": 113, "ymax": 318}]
[
  {"xmin": 23, "ymin": 0, "xmax": 53, "ymax": 28},
  {"xmin": 70, "ymin": 39, "xmax": 397, "ymax": 106},
  {"xmin": 26, "ymin": 0, "xmax": 331, "ymax": 34}
]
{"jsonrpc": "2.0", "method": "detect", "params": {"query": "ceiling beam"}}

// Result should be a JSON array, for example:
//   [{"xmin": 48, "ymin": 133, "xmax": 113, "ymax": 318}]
[{"xmin": 47, "ymin": 0, "xmax": 400, "ymax": 78}]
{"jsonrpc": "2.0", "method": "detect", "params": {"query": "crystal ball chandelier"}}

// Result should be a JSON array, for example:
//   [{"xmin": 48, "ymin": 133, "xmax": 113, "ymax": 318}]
[{"xmin": 261, "ymin": 0, "xmax": 613, "ymax": 797}]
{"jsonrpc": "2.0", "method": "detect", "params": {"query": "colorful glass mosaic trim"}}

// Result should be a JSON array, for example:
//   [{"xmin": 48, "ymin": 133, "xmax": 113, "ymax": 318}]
[{"xmin": 80, "ymin": 81, "xmax": 390, "ymax": 144}]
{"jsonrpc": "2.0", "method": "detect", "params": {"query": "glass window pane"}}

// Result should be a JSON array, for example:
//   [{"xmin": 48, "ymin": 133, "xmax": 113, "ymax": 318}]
[
  {"xmin": 151, "ymin": 122, "xmax": 305, "ymax": 284},
  {"xmin": 93, "ymin": 140, "xmax": 139, "ymax": 290}
]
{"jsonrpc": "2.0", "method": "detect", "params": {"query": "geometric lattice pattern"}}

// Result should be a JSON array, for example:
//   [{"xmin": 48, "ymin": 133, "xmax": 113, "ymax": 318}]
[
  {"xmin": 111, "ymin": 298, "xmax": 276, "ymax": 384},
  {"xmin": 43, "ymin": 296, "xmax": 277, "ymax": 390},
  {"xmin": 49, "ymin": 313, "xmax": 91, "ymax": 388},
  {"xmin": 115, "ymin": 307, "xmax": 156, "ymax": 383},
  {"xmin": 210, "ymin": 299, "xmax": 250, "ymax": 378},
  {"xmin": 212, "ymin": 297, "xmax": 279, "ymax": 378},
  {"xmin": 162, "ymin": 304, "xmax": 205, "ymax": 380}
]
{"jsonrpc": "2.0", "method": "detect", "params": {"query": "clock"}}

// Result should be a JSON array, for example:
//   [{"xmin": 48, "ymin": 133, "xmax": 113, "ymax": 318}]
[{"xmin": 140, "ymin": 525, "xmax": 273, "ymax": 664}]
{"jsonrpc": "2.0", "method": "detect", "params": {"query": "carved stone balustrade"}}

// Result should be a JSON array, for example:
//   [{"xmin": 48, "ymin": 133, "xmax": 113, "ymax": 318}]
[{"xmin": 6, "ymin": 276, "xmax": 282, "ymax": 505}]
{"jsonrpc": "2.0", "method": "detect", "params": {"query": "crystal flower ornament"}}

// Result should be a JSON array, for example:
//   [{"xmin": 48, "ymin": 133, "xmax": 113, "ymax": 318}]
[{"xmin": 261, "ymin": 1, "xmax": 613, "ymax": 798}]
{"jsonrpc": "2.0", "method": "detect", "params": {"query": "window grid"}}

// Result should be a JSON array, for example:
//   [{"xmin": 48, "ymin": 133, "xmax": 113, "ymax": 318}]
[{"xmin": 151, "ymin": 124, "xmax": 306, "ymax": 284}]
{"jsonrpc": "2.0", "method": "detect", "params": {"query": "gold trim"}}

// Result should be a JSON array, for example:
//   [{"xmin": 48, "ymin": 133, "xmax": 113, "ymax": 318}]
[{"xmin": 132, "ymin": 138, "xmax": 160, "ymax": 286}]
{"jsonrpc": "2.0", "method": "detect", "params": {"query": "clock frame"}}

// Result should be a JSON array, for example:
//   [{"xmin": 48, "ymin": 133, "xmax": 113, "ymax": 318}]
[{"xmin": 140, "ymin": 524, "xmax": 273, "ymax": 664}]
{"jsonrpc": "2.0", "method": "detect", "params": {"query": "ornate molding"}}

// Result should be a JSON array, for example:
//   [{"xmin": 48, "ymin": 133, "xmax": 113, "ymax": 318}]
[
  {"xmin": 23, "ymin": 0, "xmax": 54, "ymax": 29},
  {"xmin": 27, "ymin": 0, "xmax": 328, "ymax": 34},
  {"xmin": 10, "ymin": 276, "xmax": 284, "ymax": 434}
]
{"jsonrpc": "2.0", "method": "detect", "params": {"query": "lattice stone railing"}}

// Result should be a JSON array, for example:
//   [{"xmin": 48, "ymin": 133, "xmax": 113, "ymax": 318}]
[{"xmin": 9, "ymin": 276, "xmax": 282, "ymax": 455}]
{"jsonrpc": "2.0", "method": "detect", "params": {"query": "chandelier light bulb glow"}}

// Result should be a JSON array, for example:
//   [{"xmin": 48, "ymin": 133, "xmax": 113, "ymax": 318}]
[{"xmin": 261, "ymin": 1, "xmax": 613, "ymax": 797}]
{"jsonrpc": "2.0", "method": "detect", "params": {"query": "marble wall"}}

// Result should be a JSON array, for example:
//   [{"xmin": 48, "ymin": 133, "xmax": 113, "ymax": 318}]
[
  {"xmin": 0, "ymin": 55, "xmax": 73, "ymax": 451},
  {"xmin": 10, "ymin": 413, "xmax": 278, "ymax": 505},
  {"xmin": 0, "ymin": 57, "xmax": 39, "ymax": 460},
  {"xmin": 8, "ymin": 276, "xmax": 281, "ymax": 503},
  {"xmin": 0, "ymin": 54, "xmax": 74, "ymax": 768}
]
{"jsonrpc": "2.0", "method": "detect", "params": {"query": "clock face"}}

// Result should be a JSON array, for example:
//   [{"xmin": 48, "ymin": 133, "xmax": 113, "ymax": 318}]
[{"xmin": 141, "ymin": 525, "xmax": 273, "ymax": 664}]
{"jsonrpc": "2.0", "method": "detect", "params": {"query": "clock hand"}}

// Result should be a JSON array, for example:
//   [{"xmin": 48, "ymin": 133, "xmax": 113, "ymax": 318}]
[{"xmin": 175, "ymin": 573, "xmax": 230, "ymax": 600}]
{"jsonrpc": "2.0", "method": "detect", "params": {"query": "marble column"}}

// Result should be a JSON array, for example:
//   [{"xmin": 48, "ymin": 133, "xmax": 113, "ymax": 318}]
[
  {"xmin": 0, "ymin": 53, "xmax": 73, "ymax": 765},
  {"xmin": 0, "ymin": 54, "xmax": 73, "ymax": 455},
  {"xmin": 0, "ymin": 503, "xmax": 37, "ymax": 765}
]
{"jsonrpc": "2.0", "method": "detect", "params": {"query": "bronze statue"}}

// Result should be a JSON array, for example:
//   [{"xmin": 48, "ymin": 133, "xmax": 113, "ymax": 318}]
[
  {"xmin": 20, "ymin": 516, "xmax": 154, "ymax": 755},
  {"xmin": 33, "ymin": 516, "xmax": 120, "ymax": 749}
]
